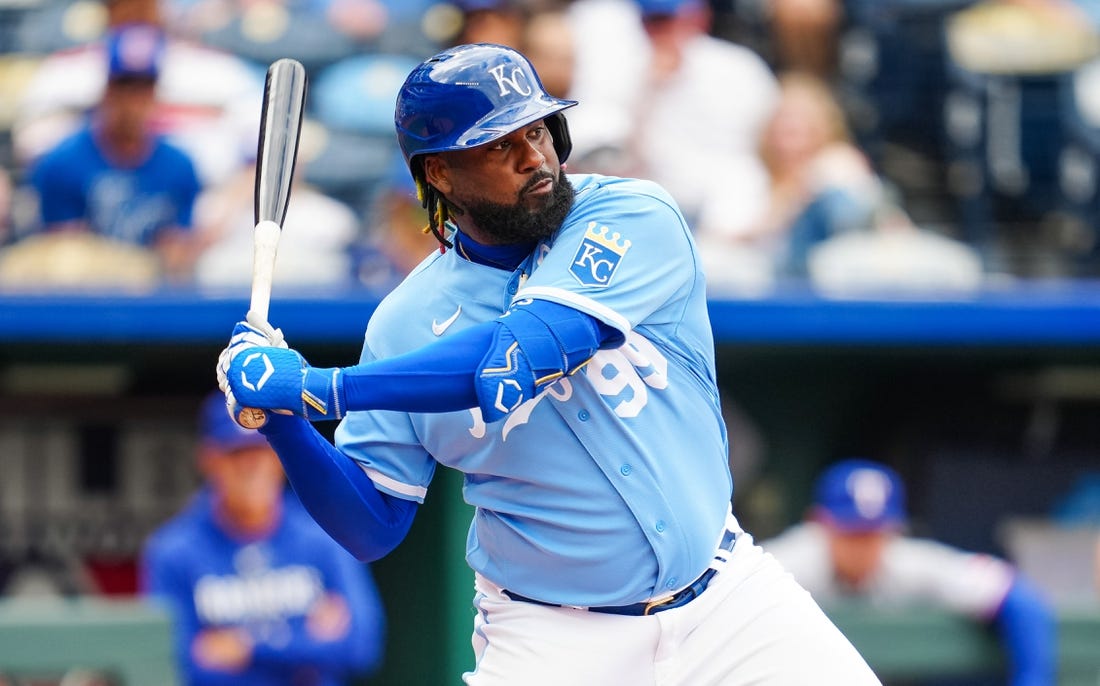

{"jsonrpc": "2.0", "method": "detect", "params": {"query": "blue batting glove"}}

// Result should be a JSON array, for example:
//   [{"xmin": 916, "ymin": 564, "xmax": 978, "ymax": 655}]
[
  {"xmin": 216, "ymin": 317, "xmax": 287, "ymax": 394},
  {"xmin": 227, "ymin": 346, "xmax": 346, "ymax": 422}
]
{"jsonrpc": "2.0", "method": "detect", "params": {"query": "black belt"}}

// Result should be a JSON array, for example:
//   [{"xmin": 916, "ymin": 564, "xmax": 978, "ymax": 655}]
[{"xmin": 502, "ymin": 527, "xmax": 738, "ymax": 617}]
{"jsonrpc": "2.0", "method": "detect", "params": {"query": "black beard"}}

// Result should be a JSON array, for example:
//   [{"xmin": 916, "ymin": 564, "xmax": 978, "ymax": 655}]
[{"xmin": 460, "ymin": 172, "xmax": 575, "ymax": 245}]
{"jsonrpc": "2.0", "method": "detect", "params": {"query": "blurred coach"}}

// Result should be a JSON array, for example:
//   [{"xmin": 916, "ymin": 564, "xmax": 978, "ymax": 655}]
[{"xmin": 140, "ymin": 392, "xmax": 386, "ymax": 685}]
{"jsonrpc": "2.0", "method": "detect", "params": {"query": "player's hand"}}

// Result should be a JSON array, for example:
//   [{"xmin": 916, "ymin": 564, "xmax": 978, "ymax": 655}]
[
  {"xmin": 222, "ymin": 389, "xmax": 273, "ymax": 431},
  {"xmin": 306, "ymin": 593, "xmax": 352, "ymax": 642},
  {"xmin": 192, "ymin": 628, "xmax": 253, "ymax": 673},
  {"xmin": 216, "ymin": 314, "xmax": 287, "ymax": 394},
  {"xmin": 226, "ymin": 346, "xmax": 346, "ymax": 422}
]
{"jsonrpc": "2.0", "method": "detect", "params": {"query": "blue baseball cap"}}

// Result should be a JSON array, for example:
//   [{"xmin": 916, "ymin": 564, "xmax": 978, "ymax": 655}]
[
  {"xmin": 106, "ymin": 23, "xmax": 164, "ymax": 82},
  {"xmin": 198, "ymin": 392, "xmax": 268, "ymax": 453},
  {"xmin": 813, "ymin": 459, "xmax": 907, "ymax": 532},
  {"xmin": 635, "ymin": 0, "xmax": 702, "ymax": 17},
  {"xmin": 453, "ymin": 0, "xmax": 516, "ymax": 10}
]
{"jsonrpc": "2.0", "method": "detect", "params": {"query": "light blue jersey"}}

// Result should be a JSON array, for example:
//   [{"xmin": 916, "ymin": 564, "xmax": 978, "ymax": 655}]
[{"xmin": 335, "ymin": 174, "xmax": 731, "ymax": 607}]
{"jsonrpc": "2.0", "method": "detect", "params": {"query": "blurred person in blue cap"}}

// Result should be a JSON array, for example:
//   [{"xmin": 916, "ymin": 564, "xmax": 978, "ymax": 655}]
[
  {"xmin": 763, "ymin": 458, "xmax": 1057, "ymax": 686},
  {"xmin": 139, "ymin": 391, "xmax": 386, "ymax": 685},
  {"xmin": 25, "ymin": 22, "xmax": 203, "ymax": 283},
  {"xmin": 12, "ymin": 0, "xmax": 265, "ymax": 190}
]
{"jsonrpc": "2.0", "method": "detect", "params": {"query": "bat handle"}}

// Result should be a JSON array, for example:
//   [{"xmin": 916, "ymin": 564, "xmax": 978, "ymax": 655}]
[
  {"xmin": 238, "ymin": 219, "xmax": 282, "ymax": 430},
  {"xmin": 249, "ymin": 219, "xmax": 281, "ymax": 322}
]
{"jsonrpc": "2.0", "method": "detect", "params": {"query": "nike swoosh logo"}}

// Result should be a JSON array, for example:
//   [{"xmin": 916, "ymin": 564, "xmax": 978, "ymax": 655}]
[{"xmin": 432, "ymin": 306, "xmax": 462, "ymax": 336}]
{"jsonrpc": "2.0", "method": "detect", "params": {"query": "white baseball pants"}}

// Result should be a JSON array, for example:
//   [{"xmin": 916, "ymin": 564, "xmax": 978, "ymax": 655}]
[{"xmin": 464, "ymin": 519, "xmax": 881, "ymax": 685}]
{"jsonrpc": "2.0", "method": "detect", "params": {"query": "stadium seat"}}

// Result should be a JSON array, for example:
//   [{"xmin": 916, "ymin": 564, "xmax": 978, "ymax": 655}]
[
  {"xmin": 13, "ymin": 0, "xmax": 105, "ymax": 55},
  {"xmin": 837, "ymin": 0, "xmax": 977, "ymax": 163},
  {"xmin": 302, "ymin": 127, "xmax": 400, "ymax": 217},
  {"xmin": 941, "ymin": 3, "xmax": 1100, "ymax": 276},
  {"xmin": 1055, "ymin": 58, "xmax": 1100, "ymax": 273},
  {"xmin": 304, "ymin": 53, "xmax": 421, "ymax": 214},
  {"xmin": 198, "ymin": 4, "xmax": 359, "ymax": 77},
  {"xmin": 311, "ymin": 53, "xmax": 422, "ymax": 136}
]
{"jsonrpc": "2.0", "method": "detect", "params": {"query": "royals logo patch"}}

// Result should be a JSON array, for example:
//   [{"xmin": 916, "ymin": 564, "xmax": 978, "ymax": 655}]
[{"xmin": 570, "ymin": 222, "xmax": 632, "ymax": 288}]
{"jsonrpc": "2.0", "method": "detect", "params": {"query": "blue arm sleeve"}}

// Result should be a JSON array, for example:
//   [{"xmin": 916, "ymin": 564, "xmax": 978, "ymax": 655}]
[
  {"xmin": 342, "ymin": 319, "xmax": 493, "ymax": 413},
  {"xmin": 994, "ymin": 574, "xmax": 1057, "ymax": 686},
  {"xmin": 259, "ymin": 413, "xmax": 417, "ymax": 562},
  {"xmin": 340, "ymin": 300, "xmax": 619, "ymax": 413}
]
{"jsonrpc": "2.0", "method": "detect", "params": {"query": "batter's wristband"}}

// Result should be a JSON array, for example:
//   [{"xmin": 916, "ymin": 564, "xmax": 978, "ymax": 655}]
[{"xmin": 301, "ymin": 366, "xmax": 344, "ymax": 420}]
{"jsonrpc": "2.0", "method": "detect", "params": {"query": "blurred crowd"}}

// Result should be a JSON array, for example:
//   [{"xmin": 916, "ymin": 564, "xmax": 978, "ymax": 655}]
[{"xmin": 0, "ymin": 0, "xmax": 1096, "ymax": 294}]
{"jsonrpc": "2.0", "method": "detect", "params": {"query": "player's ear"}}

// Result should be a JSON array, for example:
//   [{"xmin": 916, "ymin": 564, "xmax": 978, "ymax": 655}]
[{"xmin": 422, "ymin": 155, "xmax": 452, "ymax": 196}]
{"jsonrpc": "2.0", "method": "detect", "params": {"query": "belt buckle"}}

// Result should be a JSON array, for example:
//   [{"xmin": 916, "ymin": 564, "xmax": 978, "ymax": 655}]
[{"xmin": 643, "ymin": 593, "xmax": 676, "ymax": 616}]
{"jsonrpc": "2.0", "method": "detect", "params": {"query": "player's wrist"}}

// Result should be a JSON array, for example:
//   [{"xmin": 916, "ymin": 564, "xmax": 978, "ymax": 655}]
[
  {"xmin": 256, "ymin": 409, "xmax": 304, "ymax": 436},
  {"xmin": 301, "ymin": 366, "xmax": 345, "ymax": 421}
]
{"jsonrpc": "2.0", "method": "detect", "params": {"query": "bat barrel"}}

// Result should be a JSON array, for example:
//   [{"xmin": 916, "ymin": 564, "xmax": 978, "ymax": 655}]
[{"xmin": 255, "ymin": 58, "xmax": 307, "ymax": 227}]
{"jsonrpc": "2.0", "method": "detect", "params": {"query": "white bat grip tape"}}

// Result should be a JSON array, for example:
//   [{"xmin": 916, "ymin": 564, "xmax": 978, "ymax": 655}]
[{"xmin": 250, "ymin": 219, "xmax": 281, "ymax": 323}]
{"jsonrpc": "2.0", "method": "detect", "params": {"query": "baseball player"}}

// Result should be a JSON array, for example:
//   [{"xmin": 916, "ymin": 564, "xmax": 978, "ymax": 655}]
[
  {"xmin": 140, "ymin": 392, "xmax": 386, "ymax": 685},
  {"xmin": 218, "ymin": 43, "xmax": 880, "ymax": 685},
  {"xmin": 762, "ymin": 459, "xmax": 1056, "ymax": 686}
]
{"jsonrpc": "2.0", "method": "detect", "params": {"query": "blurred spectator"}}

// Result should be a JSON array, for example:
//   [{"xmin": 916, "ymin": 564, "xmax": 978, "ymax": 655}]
[
  {"xmin": 763, "ymin": 459, "xmax": 1057, "ymax": 686},
  {"xmin": 140, "ymin": 392, "xmax": 386, "ymax": 685},
  {"xmin": 443, "ymin": 0, "xmax": 528, "ymax": 47},
  {"xmin": 171, "ymin": 0, "xmax": 398, "ymax": 78},
  {"xmin": 354, "ymin": 156, "xmax": 439, "ymax": 292},
  {"xmin": 21, "ymin": 23, "xmax": 203, "ymax": 285},
  {"xmin": 164, "ymin": 0, "xmax": 390, "ymax": 47},
  {"xmin": 694, "ymin": 71, "xmax": 880, "ymax": 286},
  {"xmin": 695, "ymin": 70, "xmax": 982, "ymax": 293},
  {"xmin": 193, "ymin": 122, "xmax": 360, "ymax": 291},
  {"xmin": 521, "ymin": 3, "xmax": 575, "ymax": 100},
  {"xmin": 563, "ymin": 0, "xmax": 649, "ymax": 168},
  {"xmin": 612, "ymin": 0, "xmax": 779, "ymax": 225},
  {"xmin": 12, "ymin": 0, "xmax": 264, "ymax": 189},
  {"xmin": 769, "ymin": 0, "xmax": 843, "ymax": 78},
  {"xmin": 709, "ymin": 0, "xmax": 843, "ymax": 78}
]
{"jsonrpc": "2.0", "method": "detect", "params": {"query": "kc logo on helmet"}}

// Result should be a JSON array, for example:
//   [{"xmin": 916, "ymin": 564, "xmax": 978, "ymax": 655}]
[
  {"xmin": 488, "ymin": 64, "xmax": 531, "ymax": 97},
  {"xmin": 570, "ymin": 222, "xmax": 631, "ymax": 288}
]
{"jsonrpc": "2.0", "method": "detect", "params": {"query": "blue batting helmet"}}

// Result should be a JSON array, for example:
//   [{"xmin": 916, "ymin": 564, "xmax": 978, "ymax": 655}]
[{"xmin": 394, "ymin": 43, "xmax": 576, "ymax": 171}]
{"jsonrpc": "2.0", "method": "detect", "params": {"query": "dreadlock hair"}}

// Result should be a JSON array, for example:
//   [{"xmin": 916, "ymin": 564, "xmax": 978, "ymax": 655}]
[{"xmin": 412, "ymin": 158, "xmax": 453, "ymax": 250}]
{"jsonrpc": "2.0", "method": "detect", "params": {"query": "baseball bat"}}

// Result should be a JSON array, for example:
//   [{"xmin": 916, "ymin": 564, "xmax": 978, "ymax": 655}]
[{"xmin": 237, "ymin": 57, "xmax": 307, "ymax": 430}]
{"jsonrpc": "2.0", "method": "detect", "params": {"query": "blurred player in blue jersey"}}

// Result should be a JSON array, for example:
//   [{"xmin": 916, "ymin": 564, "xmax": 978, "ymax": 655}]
[
  {"xmin": 763, "ymin": 459, "xmax": 1056, "ymax": 686},
  {"xmin": 217, "ymin": 43, "xmax": 880, "ymax": 684},
  {"xmin": 27, "ymin": 23, "xmax": 202, "ymax": 282},
  {"xmin": 140, "ymin": 392, "xmax": 385, "ymax": 685}
]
